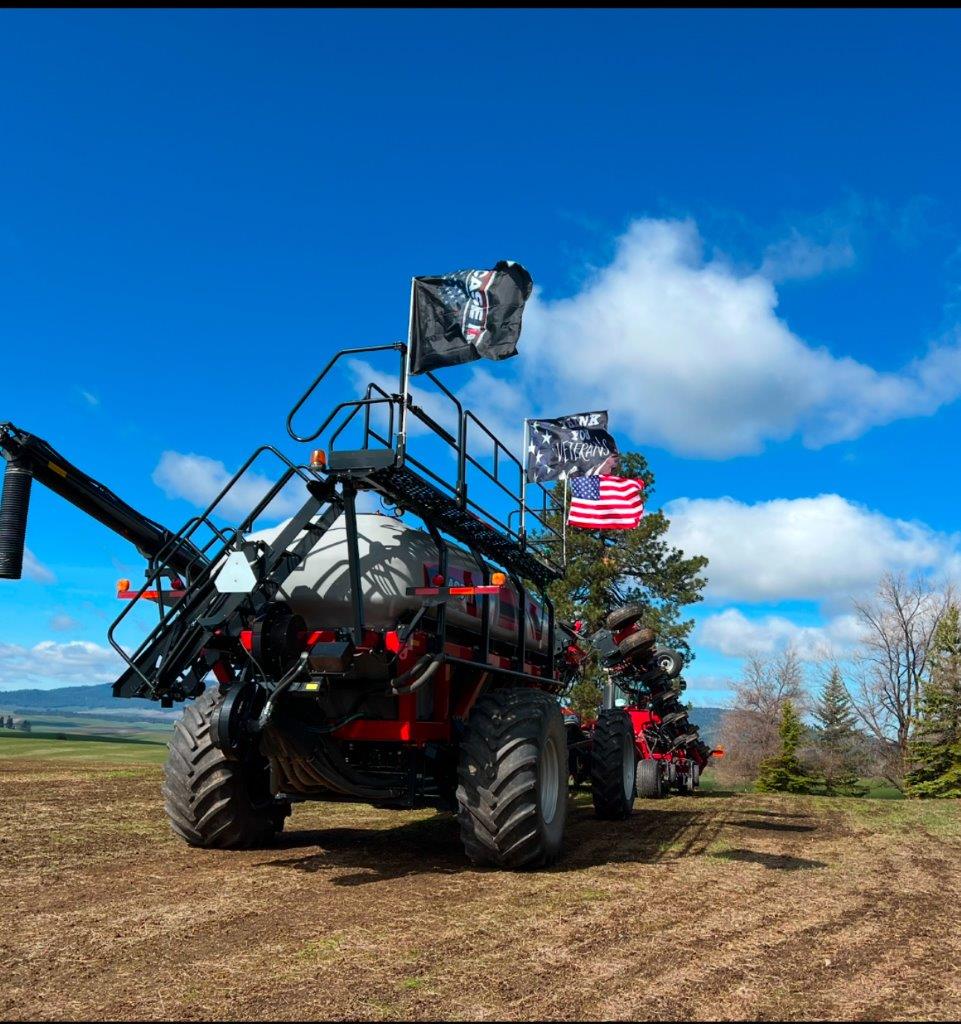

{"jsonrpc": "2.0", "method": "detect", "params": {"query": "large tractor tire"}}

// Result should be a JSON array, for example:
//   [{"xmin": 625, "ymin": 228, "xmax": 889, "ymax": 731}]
[
  {"xmin": 606, "ymin": 603, "xmax": 647, "ymax": 632},
  {"xmin": 617, "ymin": 629, "xmax": 657, "ymax": 661},
  {"xmin": 591, "ymin": 708, "xmax": 636, "ymax": 819},
  {"xmin": 162, "ymin": 687, "xmax": 289, "ymax": 849},
  {"xmin": 456, "ymin": 688, "xmax": 569, "ymax": 869},
  {"xmin": 635, "ymin": 758, "xmax": 664, "ymax": 799}
]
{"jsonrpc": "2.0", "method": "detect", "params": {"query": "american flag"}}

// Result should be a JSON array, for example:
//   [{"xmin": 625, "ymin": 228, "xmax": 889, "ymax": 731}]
[{"xmin": 567, "ymin": 475, "xmax": 645, "ymax": 530}]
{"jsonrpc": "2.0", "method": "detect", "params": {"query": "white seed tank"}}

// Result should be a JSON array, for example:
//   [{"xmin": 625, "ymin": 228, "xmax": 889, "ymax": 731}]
[{"xmin": 256, "ymin": 513, "xmax": 550, "ymax": 653}]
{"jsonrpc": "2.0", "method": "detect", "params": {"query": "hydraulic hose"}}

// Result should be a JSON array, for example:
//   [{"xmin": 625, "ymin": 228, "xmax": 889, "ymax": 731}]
[
  {"xmin": 0, "ymin": 460, "xmax": 32, "ymax": 580},
  {"xmin": 391, "ymin": 653, "xmax": 445, "ymax": 695}
]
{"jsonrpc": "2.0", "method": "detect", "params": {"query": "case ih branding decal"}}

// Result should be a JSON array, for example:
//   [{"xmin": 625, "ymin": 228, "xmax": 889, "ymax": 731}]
[
  {"xmin": 409, "ymin": 261, "xmax": 532, "ymax": 374},
  {"xmin": 460, "ymin": 269, "xmax": 495, "ymax": 345}
]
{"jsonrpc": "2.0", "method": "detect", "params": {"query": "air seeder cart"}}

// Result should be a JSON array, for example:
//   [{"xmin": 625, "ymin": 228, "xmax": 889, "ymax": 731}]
[{"xmin": 0, "ymin": 343, "xmax": 668, "ymax": 868}]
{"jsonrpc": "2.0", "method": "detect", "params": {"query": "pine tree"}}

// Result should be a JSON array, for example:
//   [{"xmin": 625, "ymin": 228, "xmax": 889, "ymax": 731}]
[
  {"xmin": 905, "ymin": 604, "xmax": 961, "ymax": 798},
  {"xmin": 543, "ymin": 451, "xmax": 708, "ymax": 717},
  {"xmin": 756, "ymin": 701, "xmax": 817, "ymax": 794},
  {"xmin": 813, "ymin": 667, "xmax": 866, "ymax": 796}
]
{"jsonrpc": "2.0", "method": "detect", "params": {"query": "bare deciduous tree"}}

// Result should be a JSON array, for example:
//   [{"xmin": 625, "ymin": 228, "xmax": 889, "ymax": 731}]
[
  {"xmin": 849, "ymin": 572, "xmax": 950, "ymax": 786},
  {"xmin": 719, "ymin": 647, "xmax": 807, "ymax": 780}
]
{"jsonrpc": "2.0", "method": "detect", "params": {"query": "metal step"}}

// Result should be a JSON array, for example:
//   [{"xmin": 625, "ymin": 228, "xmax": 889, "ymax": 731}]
[
  {"xmin": 362, "ymin": 464, "xmax": 563, "ymax": 587},
  {"xmin": 327, "ymin": 449, "xmax": 397, "ymax": 472}
]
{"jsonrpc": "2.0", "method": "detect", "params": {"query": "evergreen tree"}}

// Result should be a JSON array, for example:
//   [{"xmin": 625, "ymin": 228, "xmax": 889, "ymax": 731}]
[
  {"xmin": 756, "ymin": 701, "xmax": 817, "ymax": 794},
  {"xmin": 2, "ymin": 715, "xmax": 11, "ymax": 730},
  {"xmin": 543, "ymin": 452, "xmax": 708, "ymax": 716},
  {"xmin": 813, "ymin": 667, "xmax": 866, "ymax": 796},
  {"xmin": 905, "ymin": 604, "xmax": 961, "ymax": 798}
]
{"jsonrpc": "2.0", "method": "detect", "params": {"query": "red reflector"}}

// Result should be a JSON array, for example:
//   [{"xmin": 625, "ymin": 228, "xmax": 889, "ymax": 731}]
[
  {"xmin": 385, "ymin": 630, "xmax": 402, "ymax": 654},
  {"xmin": 239, "ymin": 630, "xmax": 253, "ymax": 652},
  {"xmin": 432, "ymin": 573, "xmax": 445, "ymax": 586}
]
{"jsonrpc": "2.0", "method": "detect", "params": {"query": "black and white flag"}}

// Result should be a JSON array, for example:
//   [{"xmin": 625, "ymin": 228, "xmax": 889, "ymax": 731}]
[
  {"xmin": 526, "ymin": 411, "xmax": 619, "ymax": 483},
  {"xmin": 409, "ymin": 261, "xmax": 533, "ymax": 375}
]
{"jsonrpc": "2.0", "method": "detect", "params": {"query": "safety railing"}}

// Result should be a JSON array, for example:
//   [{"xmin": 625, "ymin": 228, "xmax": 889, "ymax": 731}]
[
  {"xmin": 284, "ymin": 342, "xmax": 566, "ymax": 578},
  {"xmin": 107, "ymin": 444, "xmax": 329, "ymax": 690}
]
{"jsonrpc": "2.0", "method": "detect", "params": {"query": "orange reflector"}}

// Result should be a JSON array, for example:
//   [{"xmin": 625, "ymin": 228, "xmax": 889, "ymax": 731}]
[
  {"xmin": 116, "ymin": 578, "xmax": 131, "ymax": 593},
  {"xmin": 712, "ymin": 747, "xmax": 726, "ymax": 758},
  {"xmin": 490, "ymin": 571, "xmax": 507, "ymax": 587},
  {"xmin": 310, "ymin": 449, "xmax": 327, "ymax": 468}
]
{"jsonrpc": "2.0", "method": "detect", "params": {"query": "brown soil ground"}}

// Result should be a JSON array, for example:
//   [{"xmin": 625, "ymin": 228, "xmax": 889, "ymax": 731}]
[{"xmin": 2, "ymin": 758, "xmax": 960, "ymax": 1022}]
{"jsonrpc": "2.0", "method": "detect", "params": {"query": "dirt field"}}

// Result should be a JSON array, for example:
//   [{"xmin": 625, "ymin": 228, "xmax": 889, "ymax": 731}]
[{"xmin": 2, "ymin": 758, "xmax": 960, "ymax": 1022}]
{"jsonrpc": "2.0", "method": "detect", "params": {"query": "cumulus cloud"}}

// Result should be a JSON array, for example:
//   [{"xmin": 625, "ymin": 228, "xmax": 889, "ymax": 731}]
[
  {"xmin": 0, "ymin": 640, "xmax": 124, "ymax": 688},
  {"xmin": 666, "ymin": 494, "xmax": 958, "ymax": 604},
  {"xmin": 497, "ymin": 218, "xmax": 961, "ymax": 458},
  {"xmin": 152, "ymin": 451, "xmax": 307, "ymax": 521},
  {"xmin": 22, "ymin": 548, "xmax": 55, "ymax": 584},
  {"xmin": 699, "ymin": 608, "xmax": 862, "ymax": 661}
]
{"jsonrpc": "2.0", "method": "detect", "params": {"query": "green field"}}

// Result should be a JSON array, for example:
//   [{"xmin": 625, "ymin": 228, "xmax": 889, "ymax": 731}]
[
  {"xmin": 0, "ymin": 708, "xmax": 175, "ymax": 735},
  {"xmin": 0, "ymin": 729, "xmax": 169, "ymax": 764}
]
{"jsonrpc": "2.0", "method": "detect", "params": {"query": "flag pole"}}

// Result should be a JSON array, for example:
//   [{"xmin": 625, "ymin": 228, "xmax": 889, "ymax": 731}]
[
  {"xmin": 562, "ymin": 474, "xmax": 568, "ymax": 567},
  {"xmin": 519, "ymin": 417, "xmax": 529, "ymax": 541},
  {"xmin": 398, "ymin": 277, "xmax": 415, "ymax": 457}
]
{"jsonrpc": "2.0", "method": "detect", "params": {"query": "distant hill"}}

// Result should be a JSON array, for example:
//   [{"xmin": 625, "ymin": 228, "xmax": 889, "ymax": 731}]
[
  {"xmin": 0, "ymin": 683, "xmax": 726, "ymax": 741},
  {"xmin": 687, "ymin": 706, "xmax": 725, "ymax": 747},
  {"xmin": 0, "ymin": 683, "xmax": 177, "ymax": 720}
]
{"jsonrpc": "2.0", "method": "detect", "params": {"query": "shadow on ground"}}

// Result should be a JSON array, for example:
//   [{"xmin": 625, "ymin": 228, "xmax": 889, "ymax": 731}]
[
  {"xmin": 711, "ymin": 847, "xmax": 827, "ymax": 870},
  {"xmin": 259, "ymin": 797, "xmax": 731, "ymax": 884},
  {"xmin": 732, "ymin": 819, "xmax": 818, "ymax": 833},
  {"xmin": 739, "ymin": 808, "xmax": 813, "ymax": 820}
]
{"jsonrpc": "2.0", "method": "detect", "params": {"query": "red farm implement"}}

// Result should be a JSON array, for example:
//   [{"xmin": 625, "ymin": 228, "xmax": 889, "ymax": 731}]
[{"xmin": 1, "ymin": 342, "xmax": 709, "ymax": 868}]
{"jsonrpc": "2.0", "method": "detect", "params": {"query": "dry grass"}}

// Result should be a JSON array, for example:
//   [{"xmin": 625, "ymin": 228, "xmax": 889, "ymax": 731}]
[{"xmin": 1, "ymin": 758, "xmax": 960, "ymax": 1021}]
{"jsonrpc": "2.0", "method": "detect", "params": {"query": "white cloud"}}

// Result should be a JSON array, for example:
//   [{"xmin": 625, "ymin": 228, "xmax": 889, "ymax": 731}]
[
  {"xmin": 666, "ymin": 494, "xmax": 958, "ymax": 604},
  {"xmin": 496, "ymin": 218, "xmax": 961, "ymax": 458},
  {"xmin": 49, "ymin": 613, "xmax": 81, "ymax": 633},
  {"xmin": 699, "ymin": 608, "xmax": 862, "ymax": 661},
  {"xmin": 22, "ymin": 548, "xmax": 55, "ymax": 584},
  {"xmin": 760, "ymin": 229, "xmax": 856, "ymax": 281},
  {"xmin": 80, "ymin": 389, "xmax": 100, "ymax": 407},
  {"xmin": 0, "ymin": 639, "xmax": 124, "ymax": 688},
  {"xmin": 152, "ymin": 451, "xmax": 307, "ymax": 521}
]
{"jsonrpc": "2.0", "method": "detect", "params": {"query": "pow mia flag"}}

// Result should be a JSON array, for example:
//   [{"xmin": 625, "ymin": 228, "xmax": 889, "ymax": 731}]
[
  {"xmin": 409, "ymin": 261, "xmax": 533, "ymax": 375},
  {"xmin": 526, "ymin": 410, "xmax": 619, "ymax": 484}
]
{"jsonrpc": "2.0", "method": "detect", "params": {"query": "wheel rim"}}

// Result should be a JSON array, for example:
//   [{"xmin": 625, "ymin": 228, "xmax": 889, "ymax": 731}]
[
  {"xmin": 622, "ymin": 733, "xmax": 635, "ymax": 799},
  {"xmin": 658, "ymin": 654, "xmax": 672, "ymax": 672},
  {"xmin": 540, "ymin": 735, "xmax": 561, "ymax": 825}
]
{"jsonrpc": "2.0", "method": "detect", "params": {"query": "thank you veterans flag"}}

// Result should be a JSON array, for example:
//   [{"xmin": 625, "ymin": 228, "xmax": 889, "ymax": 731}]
[
  {"xmin": 409, "ymin": 261, "xmax": 533, "ymax": 375},
  {"xmin": 526, "ymin": 410, "xmax": 619, "ymax": 483}
]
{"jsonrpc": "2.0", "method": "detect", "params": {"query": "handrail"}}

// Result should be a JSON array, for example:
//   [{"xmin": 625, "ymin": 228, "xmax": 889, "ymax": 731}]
[
  {"xmin": 285, "ymin": 342, "xmax": 565, "ymax": 577},
  {"xmin": 107, "ymin": 444, "xmax": 326, "ymax": 684},
  {"xmin": 286, "ymin": 343, "xmax": 405, "ymax": 443}
]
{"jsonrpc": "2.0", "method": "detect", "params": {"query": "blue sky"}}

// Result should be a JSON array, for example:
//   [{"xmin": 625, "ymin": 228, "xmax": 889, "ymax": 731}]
[{"xmin": 3, "ymin": 10, "xmax": 961, "ymax": 704}]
